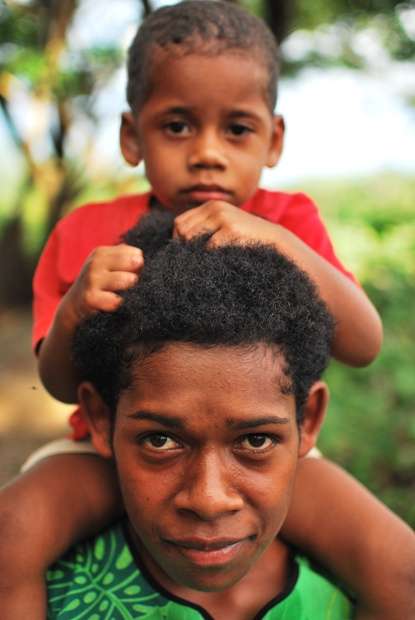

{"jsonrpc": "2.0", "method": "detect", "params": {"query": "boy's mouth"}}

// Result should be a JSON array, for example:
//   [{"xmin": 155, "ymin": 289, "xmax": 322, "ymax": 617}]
[
  {"xmin": 162, "ymin": 535, "xmax": 254, "ymax": 567},
  {"xmin": 180, "ymin": 184, "xmax": 233, "ymax": 205}
]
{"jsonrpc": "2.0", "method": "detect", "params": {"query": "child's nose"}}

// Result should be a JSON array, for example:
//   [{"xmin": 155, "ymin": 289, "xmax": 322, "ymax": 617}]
[{"xmin": 188, "ymin": 130, "xmax": 227, "ymax": 170}]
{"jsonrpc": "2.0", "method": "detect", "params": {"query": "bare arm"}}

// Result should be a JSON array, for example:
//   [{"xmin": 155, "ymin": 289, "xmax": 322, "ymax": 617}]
[
  {"xmin": 174, "ymin": 202, "xmax": 383, "ymax": 367},
  {"xmin": 0, "ymin": 454, "xmax": 122, "ymax": 620},
  {"xmin": 269, "ymin": 223, "xmax": 382, "ymax": 366},
  {"xmin": 281, "ymin": 457, "xmax": 415, "ymax": 620},
  {"xmin": 38, "ymin": 244, "xmax": 143, "ymax": 402}
]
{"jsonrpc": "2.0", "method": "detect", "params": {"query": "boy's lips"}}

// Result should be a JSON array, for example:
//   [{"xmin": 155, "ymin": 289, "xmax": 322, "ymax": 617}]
[
  {"xmin": 162, "ymin": 535, "xmax": 254, "ymax": 567},
  {"xmin": 181, "ymin": 185, "xmax": 233, "ymax": 204}
]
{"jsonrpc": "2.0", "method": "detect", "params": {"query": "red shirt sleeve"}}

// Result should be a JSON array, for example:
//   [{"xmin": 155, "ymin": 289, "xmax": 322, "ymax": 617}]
[
  {"xmin": 278, "ymin": 193, "xmax": 356, "ymax": 282},
  {"xmin": 32, "ymin": 223, "xmax": 66, "ymax": 352},
  {"xmin": 245, "ymin": 189, "xmax": 357, "ymax": 283},
  {"xmin": 32, "ymin": 193, "xmax": 150, "ymax": 353}
]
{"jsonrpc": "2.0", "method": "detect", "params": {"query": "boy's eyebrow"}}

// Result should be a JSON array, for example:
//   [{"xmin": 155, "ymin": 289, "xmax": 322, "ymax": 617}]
[
  {"xmin": 156, "ymin": 106, "xmax": 263, "ymax": 122},
  {"xmin": 227, "ymin": 109, "xmax": 262, "ymax": 120},
  {"xmin": 127, "ymin": 410, "xmax": 185, "ymax": 429},
  {"xmin": 157, "ymin": 106, "xmax": 192, "ymax": 116},
  {"xmin": 126, "ymin": 412, "xmax": 289, "ymax": 430},
  {"xmin": 226, "ymin": 416, "xmax": 290, "ymax": 430}
]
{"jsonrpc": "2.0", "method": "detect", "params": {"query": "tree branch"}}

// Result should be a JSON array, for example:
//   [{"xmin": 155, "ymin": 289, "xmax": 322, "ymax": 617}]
[{"xmin": 140, "ymin": 0, "xmax": 153, "ymax": 17}]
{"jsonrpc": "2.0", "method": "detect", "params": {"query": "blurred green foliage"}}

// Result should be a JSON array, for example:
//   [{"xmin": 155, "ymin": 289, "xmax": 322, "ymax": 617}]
[
  {"xmin": 301, "ymin": 174, "xmax": 415, "ymax": 527},
  {"xmin": 269, "ymin": 0, "xmax": 415, "ymax": 85}
]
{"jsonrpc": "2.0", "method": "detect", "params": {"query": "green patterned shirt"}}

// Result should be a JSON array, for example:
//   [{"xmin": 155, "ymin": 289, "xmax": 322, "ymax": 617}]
[{"xmin": 47, "ymin": 523, "xmax": 352, "ymax": 619}]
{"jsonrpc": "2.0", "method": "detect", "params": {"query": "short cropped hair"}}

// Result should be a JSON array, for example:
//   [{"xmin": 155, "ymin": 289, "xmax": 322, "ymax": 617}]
[
  {"xmin": 127, "ymin": 0, "xmax": 280, "ymax": 113},
  {"xmin": 73, "ymin": 208, "xmax": 334, "ymax": 423}
]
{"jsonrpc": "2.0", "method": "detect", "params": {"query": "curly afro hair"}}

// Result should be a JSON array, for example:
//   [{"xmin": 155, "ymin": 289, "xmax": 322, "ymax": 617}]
[
  {"xmin": 127, "ymin": 0, "xmax": 280, "ymax": 113},
  {"xmin": 73, "ymin": 208, "xmax": 334, "ymax": 424}
]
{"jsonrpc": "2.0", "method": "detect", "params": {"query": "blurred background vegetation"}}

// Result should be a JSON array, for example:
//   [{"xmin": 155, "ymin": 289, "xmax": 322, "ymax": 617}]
[{"xmin": 0, "ymin": 0, "xmax": 414, "ymax": 527}]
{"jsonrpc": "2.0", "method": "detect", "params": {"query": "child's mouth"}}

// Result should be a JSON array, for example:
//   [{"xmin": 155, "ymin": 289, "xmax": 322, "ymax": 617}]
[{"xmin": 181, "ymin": 185, "xmax": 233, "ymax": 204}]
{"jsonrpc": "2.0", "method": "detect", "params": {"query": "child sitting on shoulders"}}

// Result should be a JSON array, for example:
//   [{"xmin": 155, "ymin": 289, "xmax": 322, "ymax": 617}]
[{"xmin": 0, "ymin": 2, "xmax": 413, "ymax": 619}]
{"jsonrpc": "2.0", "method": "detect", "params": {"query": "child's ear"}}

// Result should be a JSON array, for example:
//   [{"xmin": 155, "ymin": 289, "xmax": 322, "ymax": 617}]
[
  {"xmin": 78, "ymin": 382, "xmax": 113, "ymax": 459},
  {"xmin": 120, "ymin": 112, "xmax": 143, "ymax": 167},
  {"xmin": 266, "ymin": 114, "xmax": 285, "ymax": 168},
  {"xmin": 298, "ymin": 381, "xmax": 329, "ymax": 458}
]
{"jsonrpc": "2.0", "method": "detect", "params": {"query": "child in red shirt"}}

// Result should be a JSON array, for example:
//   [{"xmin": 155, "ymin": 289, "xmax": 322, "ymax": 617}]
[{"xmin": 1, "ymin": 2, "xmax": 413, "ymax": 619}]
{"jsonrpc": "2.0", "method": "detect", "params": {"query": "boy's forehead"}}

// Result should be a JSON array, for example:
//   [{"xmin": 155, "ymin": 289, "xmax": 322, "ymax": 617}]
[
  {"xmin": 150, "ymin": 42, "xmax": 267, "ymax": 76},
  {"xmin": 123, "ymin": 343, "xmax": 293, "ymax": 411},
  {"xmin": 142, "ymin": 47, "xmax": 271, "ymax": 111}
]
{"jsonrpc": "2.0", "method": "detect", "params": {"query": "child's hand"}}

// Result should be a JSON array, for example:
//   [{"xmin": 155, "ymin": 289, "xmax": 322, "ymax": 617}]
[
  {"xmin": 64, "ymin": 244, "xmax": 143, "ymax": 324},
  {"xmin": 174, "ymin": 201, "xmax": 278, "ymax": 247},
  {"xmin": 38, "ymin": 243, "xmax": 143, "ymax": 403}
]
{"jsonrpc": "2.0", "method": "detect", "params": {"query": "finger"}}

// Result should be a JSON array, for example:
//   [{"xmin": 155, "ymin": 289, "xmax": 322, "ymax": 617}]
[
  {"xmin": 84, "ymin": 290, "xmax": 123, "ymax": 313},
  {"xmin": 206, "ymin": 230, "xmax": 242, "ymax": 248},
  {"xmin": 174, "ymin": 204, "xmax": 216, "ymax": 238},
  {"xmin": 175, "ymin": 222, "xmax": 215, "ymax": 240},
  {"xmin": 110, "ymin": 244, "xmax": 144, "ymax": 271},
  {"xmin": 99, "ymin": 270, "xmax": 139, "ymax": 292},
  {"xmin": 92, "ymin": 245, "xmax": 144, "ymax": 273},
  {"xmin": 175, "ymin": 200, "xmax": 229, "ymax": 224},
  {"xmin": 175, "ymin": 213, "xmax": 220, "ymax": 240},
  {"xmin": 174, "ymin": 204, "xmax": 206, "ymax": 227}
]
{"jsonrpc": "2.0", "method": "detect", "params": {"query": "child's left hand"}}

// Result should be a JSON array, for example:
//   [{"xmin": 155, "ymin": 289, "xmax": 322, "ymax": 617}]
[
  {"xmin": 174, "ymin": 198, "xmax": 383, "ymax": 369},
  {"xmin": 174, "ymin": 200, "xmax": 278, "ymax": 247}
]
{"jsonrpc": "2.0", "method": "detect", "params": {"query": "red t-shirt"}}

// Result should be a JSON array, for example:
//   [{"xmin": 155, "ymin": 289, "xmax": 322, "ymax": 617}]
[{"xmin": 33, "ymin": 188, "xmax": 354, "ymax": 439}]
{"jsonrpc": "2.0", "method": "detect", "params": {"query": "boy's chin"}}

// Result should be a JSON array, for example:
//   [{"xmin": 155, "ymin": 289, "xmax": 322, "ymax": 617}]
[{"xmin": 163, "ymin": 559, "xmax": 254, "ymax": 593}]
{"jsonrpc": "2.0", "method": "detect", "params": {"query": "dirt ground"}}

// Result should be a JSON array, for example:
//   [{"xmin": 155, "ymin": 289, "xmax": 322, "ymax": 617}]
[{"xmin": 0, "ymin": 309, "xmax": 71, "ymax": 487}]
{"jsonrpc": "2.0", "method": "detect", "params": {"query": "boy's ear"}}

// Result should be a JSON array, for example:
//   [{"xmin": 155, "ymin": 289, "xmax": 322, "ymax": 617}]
[
  {"xmin": 266, "ymin": 114, "xmax": 285, "ymax": 168},
  {"xmin": 78, "ymin": 382, "xmax": 113, "ymax": 459},
  {"xmin": 298, "ymin": 381, "xmax": 329, "ymax": 458},
  {"xmin": 120, "ymin": 112, "xmax": 143, "ymax": 167}
]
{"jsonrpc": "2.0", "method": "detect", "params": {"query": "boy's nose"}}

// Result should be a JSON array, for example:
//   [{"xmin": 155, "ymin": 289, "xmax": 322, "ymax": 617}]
[
  {"xmin": 188, "ymin": 131, "xmax": 227, "ymax": 170},
  {"xmin": 174, "ymin": 450, "xmax": 243, "ymax": 521}
]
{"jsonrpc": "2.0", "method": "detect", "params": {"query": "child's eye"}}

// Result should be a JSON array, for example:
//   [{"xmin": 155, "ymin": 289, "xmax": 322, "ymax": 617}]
[
  {"xmin": 228, "ymin": 123, "xmax": 253, "ymax": 137},
  {"xmin": 164, "ymin": 121, "xmax": 191, "ymax": 136},
  {"xmin": 140, "ymin": 433, "xmax": 181, "ymax": 451},
  {"xmin": 236, "ymin": 434, "xmax": 278, "ymax": 453}
]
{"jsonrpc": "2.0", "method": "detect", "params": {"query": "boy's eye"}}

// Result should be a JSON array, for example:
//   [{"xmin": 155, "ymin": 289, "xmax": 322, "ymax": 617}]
[
  {"xmin": 228, "ymin": 123, "xmax": 253, "ymax": 137},
  {"xmin": 236, "ymin": 434, "xmax": 277, "ymax": 452},
  {"xmin": 164, "ymin": 121, "xmax": 191, "ymax": 136},
  {"xmin": 140, "ymin": 433, "xmax": 181, "ymax": 451}
]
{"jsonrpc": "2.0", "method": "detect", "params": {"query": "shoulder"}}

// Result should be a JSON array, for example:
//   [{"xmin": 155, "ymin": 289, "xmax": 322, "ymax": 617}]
[
  {"xmin": 244, "ymin": 188, "xmax": 319, "ymax": 224},
  {"xmin": 46, "ymin": 524, "xmax": 172, "ymax": 619},
  {"xmin": 46, "ymin": 525, "xmax": 133, "ymax": 617},
  {"xmin": 54, "ymin": 192, "xmax": 150, "ymax": 244},
  {"xmin": 268, "ymin": 556, "xmax": 353, "ymax": 619}
]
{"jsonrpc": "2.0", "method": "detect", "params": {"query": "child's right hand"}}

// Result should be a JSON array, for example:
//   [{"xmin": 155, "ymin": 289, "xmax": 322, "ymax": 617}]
[
  {"xmin": 63, "ymin": 243, "xmax": 143, "ymax": 324},
  {"xmin": 37, "ymin": 244, "xmax": 143, "ymax": 403}
]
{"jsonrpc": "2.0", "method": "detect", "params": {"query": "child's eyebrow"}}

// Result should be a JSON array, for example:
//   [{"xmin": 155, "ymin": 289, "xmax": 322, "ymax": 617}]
[
  {"xmin": 158, "ymin": 106, "xmax": 192, "ymax": 117},
  {"xmin": 227, "ymin": 109, "xmax": 261, "ymax": 119},
  {"xmin": 155, "ymin": 106, "xmax": 263, "ymax": 124}
]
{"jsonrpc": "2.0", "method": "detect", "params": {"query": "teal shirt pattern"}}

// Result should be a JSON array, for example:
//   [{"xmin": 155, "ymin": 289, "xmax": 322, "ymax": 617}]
[{"xmin": 47, "ymin": 523, "xmax": 352, "ymax": 619}]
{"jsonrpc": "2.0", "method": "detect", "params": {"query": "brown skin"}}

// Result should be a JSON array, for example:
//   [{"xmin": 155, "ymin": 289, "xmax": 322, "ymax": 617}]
[
  {"xmin": 2, "ymin": 50, "xmax": 410, "ymax": 619},
  {"xmin": 0, "ymin": 454, "xmax": 123, "ymax": 619},
  {"xmin": 284, "ymin": 458, "xmax": 415, "ymax": 620},
  {"xmin": 82, "ymin": 343, "xmax": 327, "ymax": 620}
]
